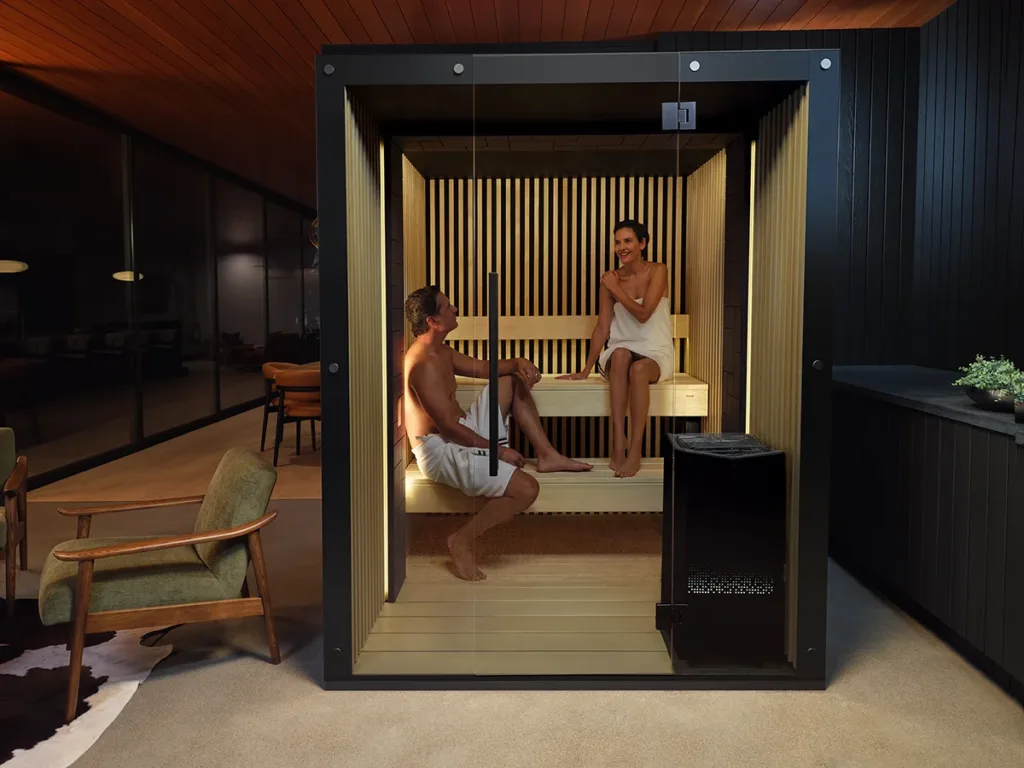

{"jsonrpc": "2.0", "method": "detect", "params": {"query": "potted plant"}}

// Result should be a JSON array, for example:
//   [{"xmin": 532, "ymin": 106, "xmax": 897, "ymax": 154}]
[{"xmin": 952, "ymin": 355, "xmax": 1020, "ymax": 413}]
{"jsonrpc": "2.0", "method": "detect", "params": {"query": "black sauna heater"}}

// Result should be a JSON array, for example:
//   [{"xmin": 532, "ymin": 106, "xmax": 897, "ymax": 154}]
[{"xmin": 657, "ymin": 433, "xmax": 787, "ymax": 668}]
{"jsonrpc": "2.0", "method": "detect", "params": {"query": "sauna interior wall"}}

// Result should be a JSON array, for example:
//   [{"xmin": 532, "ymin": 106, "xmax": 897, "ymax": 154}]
[
  {"xmin": 412, "ymin": 172, "xmax": 689, "ymax": 460},
  {"xmin": 344, "ymin": 91, "xmax": 386, "ymax": 666},
  {"xmin": 684, "ymin": 150, "xmax": 726, "ymax": 433},
  {"xmin": 748, "ymin": 85, "xmax": 810, "ymax": 664}
]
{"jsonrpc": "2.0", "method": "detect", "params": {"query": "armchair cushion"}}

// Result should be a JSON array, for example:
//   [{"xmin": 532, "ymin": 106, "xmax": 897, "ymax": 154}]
[
  {"xmin": 193, "ymin": 449, "xmax": 277, "ymax": 592},
  {"xmin": 38, "ymin": 537, "xmax": 230, "ymax": 626}
]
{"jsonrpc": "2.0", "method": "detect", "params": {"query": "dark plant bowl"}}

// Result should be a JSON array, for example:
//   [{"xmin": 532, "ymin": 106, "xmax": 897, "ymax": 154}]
[{"xmin": 963, "ymin": 386, "xmax": 1016, "ymax": 412}]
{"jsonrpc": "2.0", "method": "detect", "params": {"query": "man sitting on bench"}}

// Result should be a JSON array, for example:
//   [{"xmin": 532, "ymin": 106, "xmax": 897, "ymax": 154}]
[{"xmin": 404, "ymin": 286, "xmax": 592, "ymax": 581}]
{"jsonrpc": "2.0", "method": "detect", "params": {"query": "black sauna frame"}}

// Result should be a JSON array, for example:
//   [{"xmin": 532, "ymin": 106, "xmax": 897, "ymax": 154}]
[{"xmin": 316, "ymin": 42, "xmax": 840, "ymax": 690}]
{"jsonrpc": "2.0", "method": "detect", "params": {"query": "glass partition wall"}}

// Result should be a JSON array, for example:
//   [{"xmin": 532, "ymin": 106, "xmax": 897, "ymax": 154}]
[{"xmin": 0, "ymin": 83, "xmax": 315, "ymax": 484}]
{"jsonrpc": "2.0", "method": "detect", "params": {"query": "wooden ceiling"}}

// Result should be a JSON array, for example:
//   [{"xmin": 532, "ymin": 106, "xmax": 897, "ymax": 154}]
[{"xmin": 1, "ymin": 1, "xmax": 956, "ymax": 208}]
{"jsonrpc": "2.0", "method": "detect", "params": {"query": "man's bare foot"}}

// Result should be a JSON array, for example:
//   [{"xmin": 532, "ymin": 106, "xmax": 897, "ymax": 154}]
[
  {"xmin": 447, "ymin": 533, "xmax": 485, "ymax": 581},
  {"xmin": 615, "ymin": 453, "xmax": 642, "ymax": 478},
  {"xmin": 537, "ymin": 454, "xmax": 593, "ymax": 473},
  {"xmin": 609, "ymin": 448, "xmax": 626, "ymax": 473}
]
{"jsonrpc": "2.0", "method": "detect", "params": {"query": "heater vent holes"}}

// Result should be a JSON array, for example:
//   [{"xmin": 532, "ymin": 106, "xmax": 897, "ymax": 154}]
[{"xmin": 687, "ymin": 567, "xmax": 774, "ymax": 596}]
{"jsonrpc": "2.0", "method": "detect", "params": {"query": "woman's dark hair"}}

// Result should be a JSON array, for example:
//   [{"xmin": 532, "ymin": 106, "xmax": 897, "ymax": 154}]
[
  {"xmin": 613, "ymin": 219, "xmax": 649, "ymax": 253},
  {"xmin": 405, "ymin": 285, "xmax": 441, "ymax": 337}
]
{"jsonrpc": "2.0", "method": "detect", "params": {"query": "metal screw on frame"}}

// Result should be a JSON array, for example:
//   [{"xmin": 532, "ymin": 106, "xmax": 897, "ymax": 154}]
[
  {"xmin": 453, "ymin": 62, "xmax": 465, "ymax": 76},
  {"xmin": 689, "ymin": 60, "xmax": 700, "ymax": 72},
  {"xmin": 820, "ymin": 58, "xmax": 832, "ymax": 70},
  {"xmin": 323, "ymin": 64, "xmax": 335, "ymax": 75},
  {"xmin": 328, "ymin": 363, "xmax": 339, "ymax": 374}
]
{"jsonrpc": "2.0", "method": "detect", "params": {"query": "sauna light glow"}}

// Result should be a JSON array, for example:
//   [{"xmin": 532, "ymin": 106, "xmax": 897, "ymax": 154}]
[
  {"xmin": 112, "ymin": 270, "xmax": 143, "ymax": 281},
  {"xmin": 0, "ymin": 260, "xmax": 29, "ymax": 273},
  {"xmin": 745, "ymin": 140, "xmax": 756, "ymax": 435}
]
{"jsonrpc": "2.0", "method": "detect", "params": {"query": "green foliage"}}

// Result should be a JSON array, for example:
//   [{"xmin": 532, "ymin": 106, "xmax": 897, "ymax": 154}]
[{"xmin": 953, "ymin": 355, "xmax": 1021, "ymax": 394}]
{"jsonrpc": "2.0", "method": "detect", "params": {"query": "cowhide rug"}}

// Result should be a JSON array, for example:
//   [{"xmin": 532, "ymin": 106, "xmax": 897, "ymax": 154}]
[{"xmin": 0, "ymin": 599, "xmax": 172, "ymax": 767}]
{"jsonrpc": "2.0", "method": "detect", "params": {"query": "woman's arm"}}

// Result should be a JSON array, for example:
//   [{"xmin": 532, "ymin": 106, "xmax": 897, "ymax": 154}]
[
  {"xmin": 602, "ymin": 263, "xmax": 667, "ymax": 323},
  {"xmin": 557, "ymin": 283, "xmax": 613, "ymax": 379}
]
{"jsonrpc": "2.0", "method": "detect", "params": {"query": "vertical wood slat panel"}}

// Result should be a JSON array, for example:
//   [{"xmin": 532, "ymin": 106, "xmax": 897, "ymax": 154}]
[
  {"xmin": 749, "ymin": 86, "xmax": 809, "ymax": 664},
  {"xmin": 685, "ymin": 150, "xmax": 726, "ymax": 433},
  {"xmin": 420, "ymin": 174, "xmax": 687, "ymax": 460},
  {"xmin": 345, "ymin": 92, "xmax": 385, "ymax": 666}
]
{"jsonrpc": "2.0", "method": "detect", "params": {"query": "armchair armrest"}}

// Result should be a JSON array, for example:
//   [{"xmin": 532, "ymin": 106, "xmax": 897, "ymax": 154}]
[
  {"xmin": 3, "ymin": 456, "xmax": 27, "ymax": 498},
  {"xmin": 52, "ymin": 510, "xmax": 278, "ymax": 562},
  {"xmin": 57, "ymin": 496, "xmax": 206, "ymax": 517}
]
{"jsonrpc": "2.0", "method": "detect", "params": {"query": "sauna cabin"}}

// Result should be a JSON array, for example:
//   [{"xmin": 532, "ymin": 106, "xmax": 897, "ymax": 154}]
[{"xmin": 314, "ymin": 45, "xmax": 840, "ymax": 689}]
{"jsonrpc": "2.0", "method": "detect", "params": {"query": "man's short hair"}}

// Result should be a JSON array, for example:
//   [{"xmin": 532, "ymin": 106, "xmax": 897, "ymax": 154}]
[{"xmin": 405, "ymin": 286, "xmax": 441, "ymax": 337}]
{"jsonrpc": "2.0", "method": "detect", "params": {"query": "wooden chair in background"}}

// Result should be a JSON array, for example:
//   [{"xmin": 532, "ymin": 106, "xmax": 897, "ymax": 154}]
[
  {"xmin": 37, "ymin": 448, "xmax": 281, "ymax": 722},
  {"xmin": 260, "ymin": 362, "xmax": 299, "ymax": 452},
  {"xmin": 271, "ymin": 368, "xmax": 321, "ymax": 467},
  {"xmin": 1, "ymin": 426, "xmax": 28, "ymax": 617}
]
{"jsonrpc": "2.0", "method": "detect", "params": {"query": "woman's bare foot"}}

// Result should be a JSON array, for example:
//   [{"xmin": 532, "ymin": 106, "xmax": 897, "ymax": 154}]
[
  {"xmin": 610, "ymin": 448, "xmax": 626, "ymax": 473},
  {"xmin": 615, "ymin": 453, "xmax": 642, "ymax": 478},
  {"xmin": 447, "ymin": 532, "xmax": 485, "ymax": 581},
  {"xmin": 537, "ymin": 454, "xmax": 593, "ymax": 473}
]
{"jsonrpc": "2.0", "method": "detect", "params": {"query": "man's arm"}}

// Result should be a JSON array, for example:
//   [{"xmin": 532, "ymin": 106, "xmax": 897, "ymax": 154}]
[
  {"xmin": 408, "ymin": 359, "xmax": 490, "ymax": 450},
  {"xmin": 450, "ymin": 348, "xmax": 529, "ymax": 380}
]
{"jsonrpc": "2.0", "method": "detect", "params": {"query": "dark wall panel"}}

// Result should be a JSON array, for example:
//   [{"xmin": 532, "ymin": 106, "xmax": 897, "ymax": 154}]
[
  {"xmin": 914, "ymin": 0, "xmax": 1024, "ymax": 370},
  {"xmin": 674, "ymin": 29, "xmax": 919, "ymax": 367}
]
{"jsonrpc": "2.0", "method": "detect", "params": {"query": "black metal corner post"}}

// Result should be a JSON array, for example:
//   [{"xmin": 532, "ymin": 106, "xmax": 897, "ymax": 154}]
[
  {"xmin": 121, "ymin": 133, "xmax": 143, "ymax": 445},
  {"xmin": 316, "ymin": 55, "xmax": 355, "ymax": 683},
  {"xmin": 795, "ymin": 50, "xmax": 842, "ymax": 683},
  {"xmin": 208, "ymin": 173, "xmax": 222, "ymax": 414}
]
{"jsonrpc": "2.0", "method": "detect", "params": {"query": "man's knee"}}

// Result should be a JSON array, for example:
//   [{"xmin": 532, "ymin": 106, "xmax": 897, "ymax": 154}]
[{"xmin": 506, "ymin": 470, "xmax": 540, "ymax": 507}]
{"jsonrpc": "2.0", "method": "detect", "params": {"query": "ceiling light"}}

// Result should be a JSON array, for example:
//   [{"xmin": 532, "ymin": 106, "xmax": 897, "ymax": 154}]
[
  {"xmin": 112, "ymin": 270, "xmax": 143, "ymax": 282},
  {"xmin": 0, "ymin": 260, "xmax": 29, "ymax": 274}
]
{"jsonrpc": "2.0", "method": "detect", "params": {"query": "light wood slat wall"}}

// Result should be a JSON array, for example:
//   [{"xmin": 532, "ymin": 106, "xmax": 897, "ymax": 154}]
[
  {"xmin": 401, "ymin": 157, "xmax": 428, "ymax": 468},
  {"xmin": 345, "ymin": 92, "xmax": 386, "ymax": 667},
  {"xmin": 685, "ymin": 150, "xmax": 727, "ymax": 433},
  {"xmin": 749, "ymin": 86, "xmax": 810, "ymax": 665},
  {"xmin": 423, "ymin": 175, "xmax": 686, "ymax": 459}
]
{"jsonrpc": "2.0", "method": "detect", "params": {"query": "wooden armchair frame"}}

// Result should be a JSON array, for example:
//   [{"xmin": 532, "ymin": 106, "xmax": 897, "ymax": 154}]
[
  {"xmin": 53, "ymin": 497, "xmax": 280, "ymax": 722},
  {"xmin": 3, "ymin": 455, "xmax": 28, "ymax": 618}
]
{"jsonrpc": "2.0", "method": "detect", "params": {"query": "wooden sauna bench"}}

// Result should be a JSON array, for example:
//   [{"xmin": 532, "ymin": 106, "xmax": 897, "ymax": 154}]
[{"xmin": 405, "ymin": 314, "xmax": 709, "ymax": 514}]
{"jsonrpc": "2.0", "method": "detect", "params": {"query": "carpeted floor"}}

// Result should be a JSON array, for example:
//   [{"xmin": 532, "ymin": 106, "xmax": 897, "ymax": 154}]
[{"xmin": 10, "ymin": 498, "xmax": 1024, "ymax": 767}]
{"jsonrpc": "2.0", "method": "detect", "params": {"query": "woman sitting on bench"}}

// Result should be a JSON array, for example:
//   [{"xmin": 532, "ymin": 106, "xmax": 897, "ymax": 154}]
[{"xmin": 559, "ymin": 219, "xmax": 674, "ymax": 478}]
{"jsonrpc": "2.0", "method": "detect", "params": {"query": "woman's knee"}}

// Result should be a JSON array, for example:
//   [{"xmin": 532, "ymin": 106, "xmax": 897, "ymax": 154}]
[
  {"xmin": 629, "ymin": 360, "xmax": 658, "ymax": 384},
  {"xmin": 610, "ymin": 348, "xmax": 632, "ymax": 371}
]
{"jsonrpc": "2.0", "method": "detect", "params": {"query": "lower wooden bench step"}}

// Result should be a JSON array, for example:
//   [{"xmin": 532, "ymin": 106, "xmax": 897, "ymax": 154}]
[{"xmin": 405, "ymin": 458, "xmax": 664, "ymax": 514}]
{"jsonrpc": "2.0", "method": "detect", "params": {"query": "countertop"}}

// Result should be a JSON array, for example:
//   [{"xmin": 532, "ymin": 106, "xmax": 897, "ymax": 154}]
[{"xmin": 832, "ymin": 364, "xmax": 1024, "ymax": 444}]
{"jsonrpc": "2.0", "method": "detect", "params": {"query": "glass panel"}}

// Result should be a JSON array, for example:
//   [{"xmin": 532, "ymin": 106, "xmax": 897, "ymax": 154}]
[
  {"xmin": 301, "ymin": 218, "xmax": 320, "ymax": 340},
  {"xmin": 132, "ymin": 142, "xmax": 216, "ymax": 436},
  {"xmin": 469, "ymin": 56, "xmax": 683, "ymax": 676},
  {"xmin": 214, "ymin": 179, "xmax": 266, "ymax": 409},
  {"xmin": 266, "ymin": 202, "xmax": 306, "ymax": 363},
  {"xmin": 0, "ymin": 90, "xmax": 134, "ymax": 477}
]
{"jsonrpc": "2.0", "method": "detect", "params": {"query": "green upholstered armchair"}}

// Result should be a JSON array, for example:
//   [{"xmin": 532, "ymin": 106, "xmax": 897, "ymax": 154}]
[
  {"xmin": 1, "ymin": 427, "xmax": 29, "ymax": 618},
  {"xmin": 38, "ymin": 448, "xmax": 281, "ymax": 722}
]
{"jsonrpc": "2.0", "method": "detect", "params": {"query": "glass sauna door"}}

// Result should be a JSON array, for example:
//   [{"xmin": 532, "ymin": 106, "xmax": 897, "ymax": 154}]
[{"xmin": 467, "ymin": 53, "xmax": 684, "ymax": 677}]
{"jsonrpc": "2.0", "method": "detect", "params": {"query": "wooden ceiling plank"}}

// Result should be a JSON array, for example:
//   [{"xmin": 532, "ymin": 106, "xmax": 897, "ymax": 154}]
[
  {"xmin": 776, "ymin": 0, "xmax": 830, "ymax": 29},
  {"xmin": 345, "ymin": 0, "xmax": 398, "ymax": 43},
  {"xmin": 842, "ymin": 1, "xmax": 905, "ymax": 29},
  {"xmin": 219, "ymin": 0, "xmax": 319, "ymax": 77},
  {"xmin": 893, "ymin": 0, "xmax": 953, "ymax": 28},
  {"xmin": 270, "ymin": 0, "xmax": 340, "ymax": 50},
  {"xmin": 469, "ymin": 0, "xmax": 501, "ymax": 43},
  {"xmin": 691, "ymin": 0, "xmax": 734, "ymax": 30},
  {"xmin": 369, "ymin": 0, "xmax": 415, "ymax": 45},
  {"xmin": 291, "ymin": 0, "xmax": 352, "ymax": 44},
  {"xmin": 420, "ymin": 0, "xmax": 458, "ymax": 44},
  {"xmin": 797, "ymin": 0, "xmax": 841, "ymax": 29},
  {"xmin": 172, "ymin": 0, "xmax": 313, "ymax": 95},
  {"xmin": 114, "ymin": 0, "xmax": 313, "ymax": 139},
  {"xmin": 741, "ymin": 0, "xmax": 788, "ymax": 30},
  {"xmin": 518, "ymin": 0, "xmax": 544, "ymax": 41},
  {"xmin": 394, "ymin": 0, "xmax": 439, "ymax": 44},
  {"xmin": 717, "ymin": 0, "xmax": 759, "ymax": 30},
  {"xmin": 561, "ymin": 0, "xmax": 589, "ymax": 40},
  {"xmin": 582, "ymin": 0, "xmax": 615, "ymax": 41},
  {"xmin": 758, "ymin": 0, "xmax": 811, "ymax": 30},
  {"xmin": 541, "ymin": 0, "xmax": 568, "ymax": 41},
  {"xmin": 310, "ymin": 0, "xmax": 372, "ymax": 44},
  {"xmin": 95, "ymin": 0, "xmax": 313, "ymax": 147},
  {"xmin": 650, "ymin": 0, "xmax": 688, "ymax": 34},
  {"xmin": 676, "ymin": 1, "xmax": 715, "ymax": 32},
  {"xmin": 604, "ymin": 0, "xmax": 641, "ymax": 39}
]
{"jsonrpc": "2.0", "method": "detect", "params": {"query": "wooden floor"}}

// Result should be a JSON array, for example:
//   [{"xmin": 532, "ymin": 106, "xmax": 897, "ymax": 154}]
[
  {"xmin": 355, "ymin": 513, "xmax": 674, "ymax": 676},
  {"xmin": 29, "ymin": 406, "xmax": 321, "ymax": 502}
]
